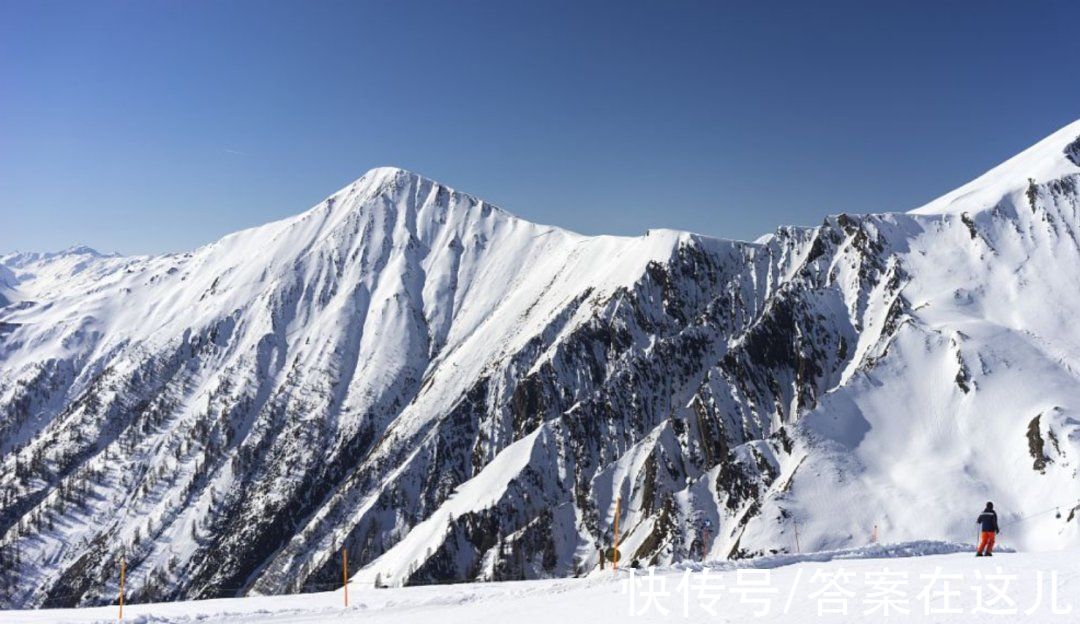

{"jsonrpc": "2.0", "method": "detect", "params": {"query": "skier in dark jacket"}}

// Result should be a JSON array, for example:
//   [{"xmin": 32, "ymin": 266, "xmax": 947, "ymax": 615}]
[{"xmin": 975, "ymin": 501, "xmax": 1000, "ymax": 556}]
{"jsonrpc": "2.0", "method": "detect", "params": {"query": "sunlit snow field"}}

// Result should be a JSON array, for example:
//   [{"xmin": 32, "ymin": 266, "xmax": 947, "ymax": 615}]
[{"xmin": 6, "ymin": 542, "xmax": 1076, "ymax": 623}]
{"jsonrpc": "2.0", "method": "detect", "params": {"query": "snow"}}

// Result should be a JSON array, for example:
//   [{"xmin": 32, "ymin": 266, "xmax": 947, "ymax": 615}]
[
  {"xmin": 909, "ymin": 119, "xmax": 1080, "ymax": 216},
  {"xmin": 351, "ymin": 427, "xmax": 547, "ymax": 586},
  {"xmin": 3, "ymin": 122, "xmax": 1080, "ymax": 608},
  {"xmin": 4, "ymin": 543, "xmax": 1074, "ymax": 623}
]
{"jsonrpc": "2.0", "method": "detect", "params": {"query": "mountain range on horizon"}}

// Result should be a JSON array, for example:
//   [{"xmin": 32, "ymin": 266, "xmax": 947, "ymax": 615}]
[{"xmin": 2, "ymin": 119, "xmax": 1080, "ymax": 608}]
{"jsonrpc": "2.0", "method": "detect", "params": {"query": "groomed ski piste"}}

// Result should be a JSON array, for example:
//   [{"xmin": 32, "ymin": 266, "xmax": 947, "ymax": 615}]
[{"xmin": 5, "ymin": 541, "xmax": 1075, "ymax": 623}]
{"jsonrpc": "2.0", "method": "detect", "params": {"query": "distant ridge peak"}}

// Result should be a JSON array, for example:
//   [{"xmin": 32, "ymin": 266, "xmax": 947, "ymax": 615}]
[
  {"xmin": 62, "ymin": 245, "xmax": 106, "ymax": 256},
  {"xmin": 909, "ymin": 119, "xmax": 1080, "ymax": 216}
]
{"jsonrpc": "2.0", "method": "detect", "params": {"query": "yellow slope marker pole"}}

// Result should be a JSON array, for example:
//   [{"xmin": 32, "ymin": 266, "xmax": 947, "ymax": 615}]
[
  {"xmin": 342, "ymin": 548, "xmax": 349, "ymax": 608},
  {"xmin": 613, "ymin": 495, "xmax": 621, "ymax": 572},
  {"xmin": 118, "ymin": 556, "xmax": 125, "ymax": 621}
]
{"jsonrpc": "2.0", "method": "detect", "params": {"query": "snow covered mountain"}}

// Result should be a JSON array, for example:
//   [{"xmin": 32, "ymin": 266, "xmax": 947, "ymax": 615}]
[{"xmin": 2, "ymin": 121, "xmax": 1080, "ymax": 608}]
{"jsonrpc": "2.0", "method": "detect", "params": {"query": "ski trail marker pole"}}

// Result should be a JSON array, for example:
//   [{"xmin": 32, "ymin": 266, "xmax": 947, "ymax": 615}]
[
  {"xmin": 118, "ymin": 556, "xmax": 125, "ymax": 621},
  {"xmin": 342, "ymin": 548, "xmax": 349, "ymax": 608},
  {"xmin": 613, "ymin": 495, "xmax": 621, "ymax": 572},
  {"xmin": 793, "ymin": 518, "xmax": 801, "ymax": 554}
]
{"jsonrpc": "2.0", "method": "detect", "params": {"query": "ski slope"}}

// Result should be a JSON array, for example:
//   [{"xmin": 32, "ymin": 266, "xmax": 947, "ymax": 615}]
[{"xmin": 4, "ymin": 543, "xmax": 1075, "ymax": 623}]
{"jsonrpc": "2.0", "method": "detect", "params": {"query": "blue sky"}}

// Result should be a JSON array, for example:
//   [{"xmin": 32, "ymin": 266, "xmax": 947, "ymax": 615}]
[{"xmin": 2, "ymin": 0, "xmax": 1078, "ymax": 254}]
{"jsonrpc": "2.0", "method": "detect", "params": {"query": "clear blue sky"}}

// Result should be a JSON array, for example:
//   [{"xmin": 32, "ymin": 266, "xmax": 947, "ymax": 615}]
[{"xmin": 2, "ymin": 0, "xmax": 1078, "ymax": 255}]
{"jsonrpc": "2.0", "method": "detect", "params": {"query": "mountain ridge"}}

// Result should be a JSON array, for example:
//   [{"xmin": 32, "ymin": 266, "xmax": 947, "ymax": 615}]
[
  {"xmin": 1, "ymin": 121, "xmax": 1079, "ymax": 607},
  {"xmin": 9, "ymin": 117, "xmax": 1080, "ymax": 266}
]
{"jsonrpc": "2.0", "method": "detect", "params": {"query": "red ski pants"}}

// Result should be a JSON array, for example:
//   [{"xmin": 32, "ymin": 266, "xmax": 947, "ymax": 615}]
[{"xmin": 977, "ymin": 531, "xmax": 996, "ymax": 554}]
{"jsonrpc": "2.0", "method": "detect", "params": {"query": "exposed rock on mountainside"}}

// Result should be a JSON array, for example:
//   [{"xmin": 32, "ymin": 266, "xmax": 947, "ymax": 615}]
[{"xmin": 2, "ymin": 122, "xmax": 1080, "ymax": 607}]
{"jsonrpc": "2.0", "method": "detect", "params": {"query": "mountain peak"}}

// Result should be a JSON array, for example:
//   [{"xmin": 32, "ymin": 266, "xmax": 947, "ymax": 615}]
[
  {"xmin": 61, "ymin": 244, "xmax": 106, "ymax": 256},
  {"xmin": 5, "ymin": 123, "xmax": 1080, "ymax": 607},
  {"xmin": 347, "ymin": 166, "xmax": 443, "ymax": 196},
  {"xmin": 357, "ymin": 165, "xmax": 415, "ymax": 186},
  {"xmin": 324, "ymin": 165, "xmax": 512, "ymax": 226},
  {"xmin": 910, "ymin": 119, "xmax": 1080, "ymax": 216},
  {"xmin": 0, "ymin": 245, "xmax": 117, "ymax": 271}
]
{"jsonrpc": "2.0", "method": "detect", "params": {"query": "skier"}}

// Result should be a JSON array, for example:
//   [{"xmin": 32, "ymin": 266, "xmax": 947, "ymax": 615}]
[{"xmin": 975, "ymin": 501, "xmax": 1000, "ymax": 557}]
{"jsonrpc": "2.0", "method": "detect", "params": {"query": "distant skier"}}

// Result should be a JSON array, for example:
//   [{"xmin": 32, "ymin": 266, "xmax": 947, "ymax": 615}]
[{"xmin": 975, "ymin": 501, "xmax": 1000, "ymax": 556}]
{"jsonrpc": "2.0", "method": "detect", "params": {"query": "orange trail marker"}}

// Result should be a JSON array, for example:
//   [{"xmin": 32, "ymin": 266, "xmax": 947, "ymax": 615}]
[
  {"xmin": 118, "ymin": 557, "xmax": 126, "ymax": 621},
  {"xmin": 613, "ymin": 495, "xmax": 621, "ymax": 572},
  {"xmin": 342, "ymin": 548, "xmax": 349, "ymax": 608}
]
